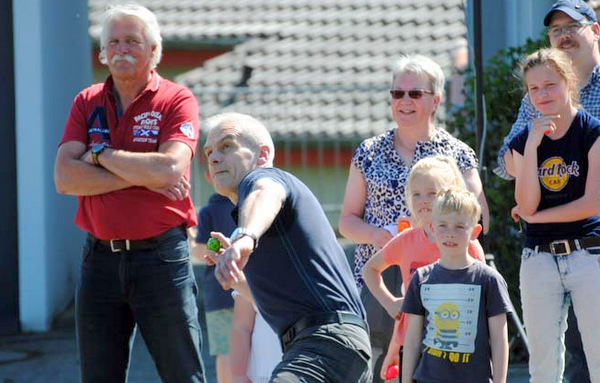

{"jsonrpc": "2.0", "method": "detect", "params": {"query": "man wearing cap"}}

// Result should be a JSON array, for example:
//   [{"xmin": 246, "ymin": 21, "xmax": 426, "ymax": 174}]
[{"xmin": 496, "ymin": 1, "xmax": 600, "ymax": 382}]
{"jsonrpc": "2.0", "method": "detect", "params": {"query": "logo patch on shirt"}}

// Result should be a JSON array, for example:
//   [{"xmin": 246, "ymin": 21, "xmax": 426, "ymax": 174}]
[
  {"xmin": 132, "ymin": 110, "xmax": 162, "ymax": 144},
  {"xmin": 538, "ymin": 156, "xmax": 580, "ymax": 192},
  {"xmin": 180, "ymin": 122, "xmax": 194, "ymax": 139}
]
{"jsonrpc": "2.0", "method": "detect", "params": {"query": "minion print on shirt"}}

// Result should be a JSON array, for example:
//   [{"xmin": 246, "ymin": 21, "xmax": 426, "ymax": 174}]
[{"xmin": 421, "ymin": 284, "xmax": 480, "ymax": 357}]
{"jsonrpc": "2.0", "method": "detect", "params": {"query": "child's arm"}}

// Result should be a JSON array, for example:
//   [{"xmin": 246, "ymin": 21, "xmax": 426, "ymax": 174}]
[
  {"xmin": 380, "ymin": 319, "xmax": 402, "ymax": 380},
  {"xmin": 468, "ymin": 239, "xmax": 486, "ymax": 263},
  {"xmin": 401, "ymin": 314, "xmax": 423, "ymax": 383},
  {"xmin": 363, "ymin": 248, "xmax": 403, "ymax": 319},
  {"xmin": 229, "ymin": 294, "xmax": 256, "ymax": 383},
  {"xmin": 488, "ymin": 313, "xmax": 509, "ymax": 383},
  {"xmin": 516, "ymin": 138, "xmax": 600, "ymax": 223}
]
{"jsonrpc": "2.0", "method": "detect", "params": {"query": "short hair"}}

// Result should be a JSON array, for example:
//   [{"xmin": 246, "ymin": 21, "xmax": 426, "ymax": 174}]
[
  {"xmin": 98, "ymin": 3, "xmax": 163, "ymax": 69},
  {"xmin": 206, "ymin": 112, "xmax": 275, "ymax": 165},
  {"xmin": 405, "ymin": 156, "xmax": 466, "ymax": 215},
  {"xmin": 391, "ymin": 54, "xmax": 446, "ymax": 97},
  {"xmin": 432, "ymin": 187, "xmax": 481, "ymax": 227},
  {"xmin": 521, "ymin": 48, "xmax": 579, "ymax": 107}
]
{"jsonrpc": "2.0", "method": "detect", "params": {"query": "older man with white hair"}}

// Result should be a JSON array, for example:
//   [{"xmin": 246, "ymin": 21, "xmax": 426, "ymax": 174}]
[{"xmin": 54, "ymin": 4, "xmax": 204, "ymax": 382}]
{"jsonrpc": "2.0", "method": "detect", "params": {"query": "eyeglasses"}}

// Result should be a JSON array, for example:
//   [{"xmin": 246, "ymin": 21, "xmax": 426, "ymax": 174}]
[
  {"xmin": 547, "ymin": 21, "xmax": 594, "ymax": 38},
  {"xmin": 389, "ymin": 89, "xmax": 434, "ymax": 100}
]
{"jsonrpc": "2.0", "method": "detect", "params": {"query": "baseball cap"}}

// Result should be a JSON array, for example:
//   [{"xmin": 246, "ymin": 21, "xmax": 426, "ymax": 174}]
[{"xmin": 543, "ymin": 0, "xmax": 597, "ymax": 26}]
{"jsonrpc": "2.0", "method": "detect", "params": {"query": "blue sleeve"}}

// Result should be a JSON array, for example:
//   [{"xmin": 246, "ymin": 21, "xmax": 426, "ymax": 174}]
[
  {"xmin": 495, "ymin": 95, "xmax": 538, "ymax": 179},
  {"xmin": 401, "ymin": 269, "xmax": 426, "ymax": 316},
  {"xmin": 485, "ymin": 268, "xmax": 513, "ymax": 317},
  {"xmin": 237, "ymin": 168, "xmax": 290, "ymax": 208},
  {"xmin": 508, "ymin": 126, "xmax": 529, "ymax": 156},
  {"xmin": 351, "ymin": 139, "xmax": 370, "ymax": 174},
  {"xmin": 452, "ymin": 139, "xmax": 478, "ymax": 172},
  {"xmin": 195, "ymin": 206, "xmax": 213, "ymax": 244}
]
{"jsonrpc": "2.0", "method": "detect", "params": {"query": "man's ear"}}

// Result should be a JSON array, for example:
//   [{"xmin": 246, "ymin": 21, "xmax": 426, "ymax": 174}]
[
  {"xmin": 592, "ymin": 22, "xmax": 600, "ymax": 41},
  {"xmin": 256, "ymin": 144, "xmax": 271, "ymax": 167},
  {"xmin": 471, "ymin": 224, "xmax": 483, "ymax": 240}
]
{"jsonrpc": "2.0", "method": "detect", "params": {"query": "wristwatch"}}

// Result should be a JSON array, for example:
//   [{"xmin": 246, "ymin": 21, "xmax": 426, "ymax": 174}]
[
  {"xmin": 230, "ymin": 227, "xmax": 259, "ymax": 252},
  {"xmin": 91, "ymin": 143, "xmax": 106, "ymax": 167}
]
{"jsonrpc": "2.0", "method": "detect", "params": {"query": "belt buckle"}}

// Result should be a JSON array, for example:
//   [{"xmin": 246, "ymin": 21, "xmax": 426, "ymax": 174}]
[
  {"xmin": 550, "ymin": 240, "xmax": 570, "ymax": 256},
  {"xmin": 110, "ymin": 239, "xmax": 130, "ymax": 252}
]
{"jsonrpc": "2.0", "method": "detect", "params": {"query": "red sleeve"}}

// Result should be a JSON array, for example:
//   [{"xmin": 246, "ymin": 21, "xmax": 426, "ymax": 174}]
[
  {"xmin": 60, "ymin": 92, "xmax": 90, "ymax": 146},
  {"xmin": 468, "ymin": 239, "xmax": 486, "ymax": 262},
  {"xmin": 159, "ymin": 86, "xmax": 200, "ymax": 156}
]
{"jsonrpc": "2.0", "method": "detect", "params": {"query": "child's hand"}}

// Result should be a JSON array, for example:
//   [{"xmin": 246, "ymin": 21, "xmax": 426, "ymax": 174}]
[
  {"xmin": 530, "ymin": 114, "xmax": 560, "ymax": 147},
  {"xmin": 373, "ymin": 227, "xmax": 394, "ymax": 250},
  {"xmin": 385, "ymin": 297, "xmax": 404, "ymax": 320},
  {"xmin": 510, "ymin": 205, "xmax": 521, "ymax": 223},
  {"xmin": 380, "ymin": 346, "xmax": 401, "ymax": 380}
]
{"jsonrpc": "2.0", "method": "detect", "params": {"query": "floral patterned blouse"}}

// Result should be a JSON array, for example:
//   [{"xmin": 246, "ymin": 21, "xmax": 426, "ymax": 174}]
[{"xmin": 351, "ymin": 127, "xmax": 478, "ymax": 286}]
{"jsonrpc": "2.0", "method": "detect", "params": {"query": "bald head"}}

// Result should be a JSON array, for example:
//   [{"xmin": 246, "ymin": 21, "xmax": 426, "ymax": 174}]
[{"xmin": 206, "ymin": 112, "xmax": 275, "ymax": 166}]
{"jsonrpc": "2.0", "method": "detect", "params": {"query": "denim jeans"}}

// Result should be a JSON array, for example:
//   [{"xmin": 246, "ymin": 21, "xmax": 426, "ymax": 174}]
[
  {"xmin": 520, "ymin": 247, "xmax": 600, "ymax": 383},
  {"xmin": 271, "ymin": 322, "xmax": 372, "ymax": 382},
  {"xmin": 564, "ymin": 304, "xmax": 590, "ymax": 383},
  {"xmin": 76, "ymin": 232, "xmax": 205, "ymax": 383}
]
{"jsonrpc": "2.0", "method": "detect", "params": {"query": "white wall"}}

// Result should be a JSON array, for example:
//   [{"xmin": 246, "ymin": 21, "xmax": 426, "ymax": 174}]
[{"xmin": 13, "ymin": 0, "xmax": 90, "ymax": 331}]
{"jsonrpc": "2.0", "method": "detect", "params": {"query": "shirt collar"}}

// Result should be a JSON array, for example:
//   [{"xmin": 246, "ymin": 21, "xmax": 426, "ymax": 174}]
[{"xmin": 103, "ymin": 70, "xmax": 161, "ymax": 96}]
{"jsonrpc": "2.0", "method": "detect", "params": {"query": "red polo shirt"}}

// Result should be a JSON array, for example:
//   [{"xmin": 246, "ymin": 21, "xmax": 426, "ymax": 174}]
[{"xmin": 60, "ymin": 72, "xmax": 199, "ymax": 240}]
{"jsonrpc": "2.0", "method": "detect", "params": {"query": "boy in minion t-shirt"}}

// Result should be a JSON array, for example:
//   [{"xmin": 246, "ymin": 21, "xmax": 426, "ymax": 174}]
[{"xmin": 401, "ymin": 188, "xmax": 512, "ymax": 383}]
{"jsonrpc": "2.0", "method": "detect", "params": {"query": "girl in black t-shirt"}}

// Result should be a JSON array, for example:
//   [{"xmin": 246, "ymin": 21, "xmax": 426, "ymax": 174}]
[{"xmin": 509, "ymin": 48, "xmax": 600, "ymax": 383}]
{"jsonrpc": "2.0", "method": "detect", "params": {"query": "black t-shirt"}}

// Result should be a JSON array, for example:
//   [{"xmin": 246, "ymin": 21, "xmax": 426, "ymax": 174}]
[
  {"xmin": 509, "ymin": 110, "xmax": 600, "ymax": 246},
  {"xmin": 237, "ymin": 167, "xmax": 365, "ymax": 335}
]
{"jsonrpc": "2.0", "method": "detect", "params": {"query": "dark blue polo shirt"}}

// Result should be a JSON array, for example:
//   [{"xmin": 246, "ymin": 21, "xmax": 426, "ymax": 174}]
[{"xmin": 237, "ymin": 167, "xmax": 365, "ymax": 336}]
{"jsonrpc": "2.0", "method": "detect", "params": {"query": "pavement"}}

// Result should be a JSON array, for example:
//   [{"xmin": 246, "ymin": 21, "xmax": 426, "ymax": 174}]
[{"xmin": 0, "ymin": 263, "xmax": 530, "ymax": 383}]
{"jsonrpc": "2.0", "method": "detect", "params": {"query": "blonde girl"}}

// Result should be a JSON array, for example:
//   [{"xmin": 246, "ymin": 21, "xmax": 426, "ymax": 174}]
[{"xmin": 509, "ymin": 48, "xmax": 600, "ymax": 383}]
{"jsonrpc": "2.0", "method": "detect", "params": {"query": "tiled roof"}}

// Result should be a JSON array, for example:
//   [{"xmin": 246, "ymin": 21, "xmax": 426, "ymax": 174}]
[{"xmin": 89, "ymin": 0, "xmax": 467, "ymax": 140}]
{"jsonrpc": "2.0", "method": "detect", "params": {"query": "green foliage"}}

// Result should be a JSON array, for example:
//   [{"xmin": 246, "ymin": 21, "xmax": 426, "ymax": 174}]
[{"xmin": 447, "ymin": 37, "xmax": 548, "ymax": 342}]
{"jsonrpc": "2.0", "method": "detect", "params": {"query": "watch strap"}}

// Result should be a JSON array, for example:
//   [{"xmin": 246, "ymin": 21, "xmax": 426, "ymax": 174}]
[{"xmin": 230, "ymin": 227, "xmax": 259, "ymax": 252}]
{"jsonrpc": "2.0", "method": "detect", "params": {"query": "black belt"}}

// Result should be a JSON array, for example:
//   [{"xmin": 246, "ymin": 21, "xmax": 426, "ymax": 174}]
[
  {"xmin": 88, "ymin": 225, "xmax": 186, "ymax": 253},
  {"xmin": 533, "ymin": 236, "xmax": 600, "ymax": 256},
  {"xmin": 280, "ymin": 311, "xmax": 368, "ymax": 351}
]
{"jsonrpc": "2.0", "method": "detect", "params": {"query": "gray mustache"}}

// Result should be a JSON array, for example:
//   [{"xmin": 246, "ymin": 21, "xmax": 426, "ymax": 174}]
[{"xmin": 111, "ymin": 54, "xmax": 137, "ymax": 65}]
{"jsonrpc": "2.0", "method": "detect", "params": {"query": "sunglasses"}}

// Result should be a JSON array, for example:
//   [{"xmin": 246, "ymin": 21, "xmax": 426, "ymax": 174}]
[{"xmin": 389, "ymin": 89, "xmax": 434, "ymax": 100}]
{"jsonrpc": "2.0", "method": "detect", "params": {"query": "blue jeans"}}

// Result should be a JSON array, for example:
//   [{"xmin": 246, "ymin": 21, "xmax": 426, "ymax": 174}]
[
  {"xmin": 76, "ymin": 232, "xmax": 205, "ymax": 383},
  {"xmin": 520, "ymin": 247, "xmax": 600, "ymax": 383},
  {"xmin": 271, "ymin": 322, "xmax": 372, "ymax": 382},
  {"xmin": 564, "ymin": 304, "xmax": 590, "ymax": 383}
]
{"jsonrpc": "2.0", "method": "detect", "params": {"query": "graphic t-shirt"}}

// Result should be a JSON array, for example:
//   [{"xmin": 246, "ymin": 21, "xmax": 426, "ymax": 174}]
[
  {"xmin": 402, "ymin": 261, "xmax": 512, "ymax": 383},
  {"xmin": 509, "ymin": 110, "xmax": 600, "ymax": 247}
]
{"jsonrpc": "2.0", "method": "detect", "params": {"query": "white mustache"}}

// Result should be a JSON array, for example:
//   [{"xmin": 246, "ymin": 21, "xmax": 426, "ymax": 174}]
[{"xmin": 111, "ymin": 54, "xmax": 137, "ymax": 65}]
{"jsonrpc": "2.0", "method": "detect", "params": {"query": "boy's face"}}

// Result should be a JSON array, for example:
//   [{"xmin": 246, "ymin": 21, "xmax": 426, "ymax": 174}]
[{"xmin": 431, "ymin": 211, "xmax": 482, "ymax": 256}]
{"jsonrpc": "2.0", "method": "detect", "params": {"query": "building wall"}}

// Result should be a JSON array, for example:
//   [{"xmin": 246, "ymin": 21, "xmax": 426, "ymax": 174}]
[{"xmin": 13, "ymin": 0, "xmax": 90, "ymax": 331}]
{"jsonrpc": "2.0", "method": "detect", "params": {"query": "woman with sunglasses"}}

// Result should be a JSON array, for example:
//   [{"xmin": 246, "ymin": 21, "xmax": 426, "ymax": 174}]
[{"xmin": 339, "ymin": 53, "xmax": 489, "ymax": 382}]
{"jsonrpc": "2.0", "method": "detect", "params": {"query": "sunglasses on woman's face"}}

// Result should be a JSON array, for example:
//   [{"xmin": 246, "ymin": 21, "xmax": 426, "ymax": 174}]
[{"xmin": 389, "ymin": 89, "xmax": 434, "ymax": 100}]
